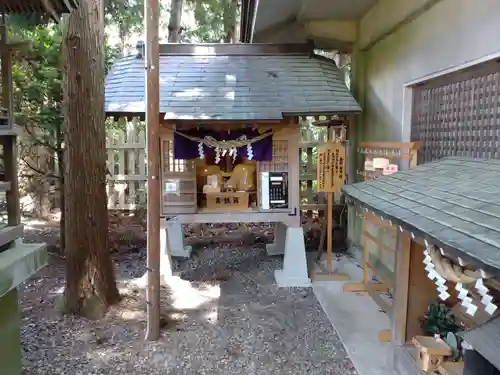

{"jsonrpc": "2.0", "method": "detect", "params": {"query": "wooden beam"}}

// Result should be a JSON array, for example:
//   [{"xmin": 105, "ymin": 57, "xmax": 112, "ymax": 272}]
[
  {"xmin": 303, "ymin": 20, "xmax": 357, "ymax": 45},
  {"xmin": 144, "ymin": 0, "xmax": 161, "ymax": 341},
  {"xmin": 1, "ymin": 15, "xmax": 20, "ymax": 228},
  {"xmin": 391, "ymin": 230, "xmax": 411, "ymax": 345},
  {"xmin": 156, "ymin": 41, "xmax": 314, "ymax": 56}
]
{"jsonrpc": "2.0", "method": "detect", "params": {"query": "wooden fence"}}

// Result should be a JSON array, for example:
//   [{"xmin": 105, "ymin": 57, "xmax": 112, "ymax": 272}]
[
  {"xmin": 106, "ymin": 118, "xmax": 147, "ymax": 209},
  {"xmin": 106, "ymin": 117, "xmax": 328, "ymax": 213}
]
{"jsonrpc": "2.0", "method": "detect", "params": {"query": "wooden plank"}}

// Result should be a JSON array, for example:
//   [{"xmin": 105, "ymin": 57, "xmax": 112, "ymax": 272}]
[
  {"xmin": 364, "ymin": 231, "xmax": 396, "ymax": 253},
  {"xmin": 438, "ymin": 362, "xmax": 464, "ymax": 375},
  {"xmin": 287, "ymin": 123, "xmax": 301, "ymax": 228},
  {"xmin": 392, "ymin": 230, "xmax": 412, "ymax": 345},
  {"xmin": 3, "ymin": 137, "xmax": 20, "ymax": 227},
  {"xmin": 367, "ymin": 261, "xmax": 394, "ymax": 287},
  {"xmin": 145, "ymin": 0, "xmax": 161, "ymax": 342},
  {"xmin": 326, "ymin": 191, "xmax": 333, "ymax": 272},
  {"xmin": 0, "ymin": 224, "xmax": 24, "ymax": 248},
  {"xmin": 365, "ymin": 212, "xmax": 397, "ymax": 230},
  {"xmin": 405, "ymin": 241, "xmax": 438, "ymax": 341},
  {"xmin": 360, "ymin": 141, "xmax": 422, "ymax": 150},
  {"xmin": 157, "ymin": 42, "xmax": 313, "ymax": 56},
  {"xmin": 343, "ymin": 282, "xmax": 390, "ymax": 293}
]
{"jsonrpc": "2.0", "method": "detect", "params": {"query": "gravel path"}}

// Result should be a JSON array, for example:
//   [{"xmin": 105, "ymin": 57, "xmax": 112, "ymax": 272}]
[{"xmin": 20, "ymin": 245, "xmax": 358, "ymax": 375}]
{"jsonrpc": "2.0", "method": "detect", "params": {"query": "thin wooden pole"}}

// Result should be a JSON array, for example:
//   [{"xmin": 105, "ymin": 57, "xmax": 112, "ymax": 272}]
[
  {"xmin": 326, "ymin": 124, "xmax": 334, "ymax": 274},
  {"xmin": 326, "ymin": 191, "xmax": 333, "ymax": 274},
  {"xmin": 362, "ymin": 218, "xmax": 369, "ymax": 285},
  {"xmin": 1, "ymin": 14, "xmax": 20, "ymax": 227},
  {"xmin": 145, "ymin": 0, "xmax": 161, "ymax": 341}
]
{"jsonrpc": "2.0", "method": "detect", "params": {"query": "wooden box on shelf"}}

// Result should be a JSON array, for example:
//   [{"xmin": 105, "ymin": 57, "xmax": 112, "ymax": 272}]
[
  {"xmin": 357, "ymin": 141, "xmax": 421, "ymax": 181},
  {"xmin": 412, "ymin": 335, "xmax": 452, "ymax": 372},
  {"xmin": 205, "ymin": 191, "xmax": 249, "ymax": 211}
]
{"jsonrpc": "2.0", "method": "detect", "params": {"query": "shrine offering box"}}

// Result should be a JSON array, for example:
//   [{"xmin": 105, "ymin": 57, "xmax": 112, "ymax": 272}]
[{"xmin": 205, "ymin": 192, "xmax": 249, "ymax": 211}]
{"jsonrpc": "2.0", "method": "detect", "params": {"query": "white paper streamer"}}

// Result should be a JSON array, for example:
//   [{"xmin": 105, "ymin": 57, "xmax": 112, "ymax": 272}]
[
  {"xmin": 435, "ymin": 276, "xmax": 447, "ymax": 287},
  {"xmin": 198, "ymin": 142, "xmax": 205, "ymax": 159},
  {"xmin": 466, "ymin": 303, "xmax": 478, "ymax": 316},
  {"xmin": 458, "ymin": 289, "xmax": 469, "ymax": 300},
  {"xmin": 439, "ymin": 291, "xmax": 451, "ymax": 301},
  {"xmin": 485, "ymin": 303, "xmax": 498, "ymax": 315},
  {"xmin": 462, "ymin": 296, "xmax": 473, "ymax": 307},
  {"xmin": 475, "ymin": 279, "xmax": 489, "ymax": 296},
  {"xmin": 481, "ymin": 294, "xmax": 493, "ymax": 305},
  {"xmin": 438, "ymin": 285, "xmax": 448, "ymax": 293},
  {"xmin": 428, "ymin": 269, "xmax": 438, "ymax": 280}
]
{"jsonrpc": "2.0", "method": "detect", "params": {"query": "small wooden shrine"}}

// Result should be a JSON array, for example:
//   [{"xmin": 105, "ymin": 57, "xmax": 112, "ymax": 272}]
[
  {"xmin": 342, "ymin": 157, "xmax": 500, "ymax": 375},
  {"xmin": 0, "ymin": 1, "xmax": 79, "ymax": 373},
  {"xmin": 105, "ymin": 42, "xmax": 361, "ymax": 287}
]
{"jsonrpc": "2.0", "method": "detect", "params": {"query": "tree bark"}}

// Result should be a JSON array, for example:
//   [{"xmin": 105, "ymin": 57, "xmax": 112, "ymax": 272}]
[
  {"xmin": 62, "ymin": 0, "xmax": 120, "ymax": 319},
  {"xmin": 224, "ymin": 0, "xmax": 241, "ymax": 43},
  {"xmin": 167, "ymin": 0, "xmax": 183, "ymax": 42}
]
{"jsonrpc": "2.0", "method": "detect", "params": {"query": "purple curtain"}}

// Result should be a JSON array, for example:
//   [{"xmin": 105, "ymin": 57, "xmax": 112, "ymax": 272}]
[{"xmin": 173, "ymin": 128, "xmax": 273, "ymax": 161}]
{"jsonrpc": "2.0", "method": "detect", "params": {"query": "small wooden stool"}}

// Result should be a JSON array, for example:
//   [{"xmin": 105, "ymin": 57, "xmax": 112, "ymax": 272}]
[{"xmin": 412, "ymin": 336, "xmax": 452, "ymax": 372}]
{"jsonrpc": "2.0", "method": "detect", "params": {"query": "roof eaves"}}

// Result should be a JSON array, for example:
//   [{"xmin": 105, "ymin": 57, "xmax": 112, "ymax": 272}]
[{"xmin": 154, "ymin": 42, "xmax": 315, "ymax": 57}]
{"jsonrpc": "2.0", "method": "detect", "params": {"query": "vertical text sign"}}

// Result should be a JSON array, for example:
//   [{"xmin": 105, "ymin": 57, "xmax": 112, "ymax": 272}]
[{"xmin": 317, "ymin": 142, "xmax": 347, "ymax": 193}]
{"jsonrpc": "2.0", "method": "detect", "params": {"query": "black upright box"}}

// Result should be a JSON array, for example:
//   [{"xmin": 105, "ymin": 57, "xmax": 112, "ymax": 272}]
[{"xmin": 268, "ymin": 172, "xmax": 288, "ymax": 209}]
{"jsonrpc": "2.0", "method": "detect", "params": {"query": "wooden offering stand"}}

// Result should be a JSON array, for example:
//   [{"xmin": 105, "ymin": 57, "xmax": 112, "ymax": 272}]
[{"xmin": 412, "ymin": 336, "xmax": 464, "ymax": 375}]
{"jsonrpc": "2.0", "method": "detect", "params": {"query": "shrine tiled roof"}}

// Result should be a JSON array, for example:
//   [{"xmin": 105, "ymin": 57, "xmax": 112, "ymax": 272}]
[
  {"xmin": 464, "ymin": 315, "xmax": 500, "ymax": 370},
  {"xmin": 0, "ymin": 0, "xmax": 79, "ymax": 15},
  {"xmin": 104, "ymin": 43, "xmax": 361, "ymax": 120},
  {"xmin": 342, "ymin": 157, "xmax": 500, "ymax": 276}
]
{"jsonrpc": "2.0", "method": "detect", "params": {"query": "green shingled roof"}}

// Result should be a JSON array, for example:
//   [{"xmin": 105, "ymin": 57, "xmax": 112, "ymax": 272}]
[
  {"xmin": 342, "ymin": 157, "xmax": 500, "ymax": 276},
  {"xmin": 104, "ymin": 44, "xmax": 361, "ymax": 120}
]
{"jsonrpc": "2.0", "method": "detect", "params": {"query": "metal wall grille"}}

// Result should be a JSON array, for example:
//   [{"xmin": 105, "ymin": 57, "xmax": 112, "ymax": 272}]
[{"xmin": 411, "ymin": 60, "xmax": 500, "ymax": 164}]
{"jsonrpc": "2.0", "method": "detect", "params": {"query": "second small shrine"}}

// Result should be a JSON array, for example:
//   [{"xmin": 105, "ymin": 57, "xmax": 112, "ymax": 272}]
[
  {"xmin": 342, "ymin": 157, "xmax": 500, "ymax": 375},
  {"xmin": 104, "ymin": 42, "xmax": 361, "ymax": 286}
]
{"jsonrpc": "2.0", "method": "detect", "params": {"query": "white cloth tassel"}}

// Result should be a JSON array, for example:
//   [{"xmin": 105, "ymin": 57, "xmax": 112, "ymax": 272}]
[
  {"xmin": 215, "ymin": 148, "xmax": 221, "ymax": 164},
  {"xmin": 198, "ymin": 142, "xmax": 204, "ymax": 159},
  {"xmin": 247, "ymin": 143, "xmax": 254, "ymax": 160}
]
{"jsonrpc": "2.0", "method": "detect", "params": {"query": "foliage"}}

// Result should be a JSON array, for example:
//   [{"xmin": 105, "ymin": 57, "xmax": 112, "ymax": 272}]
[
  {"xmin": 421, "ymin": 302, "xmax": 460, "ymax": 336},
  {"xmin": 183, "ymin": 0, "xmax": 238, "ymax": 42}
]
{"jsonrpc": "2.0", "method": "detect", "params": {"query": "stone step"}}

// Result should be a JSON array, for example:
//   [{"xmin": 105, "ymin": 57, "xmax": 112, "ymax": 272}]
[
  {"xmin": 0, "ymin": 242, "xmax": 47, "ymax": 298},
  {"xmin": 0, "ymin": 225, "xmax": 23, "ymax": 248}
]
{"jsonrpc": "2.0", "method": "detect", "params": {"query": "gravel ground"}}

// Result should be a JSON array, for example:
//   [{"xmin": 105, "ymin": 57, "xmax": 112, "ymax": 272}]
[{"xmin": 19, "ymin": 244, "xmax": 358, "ymax": 375}]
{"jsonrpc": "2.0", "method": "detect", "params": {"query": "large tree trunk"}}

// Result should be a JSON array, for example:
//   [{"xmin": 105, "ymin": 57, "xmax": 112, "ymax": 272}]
[
  {"xmin": 62, "ymin": 0, "xmax": 120, "ymax": 319},
  {"xmin": 167, "ymin": 0, "xmax": 183, "ymax": 42},
  {"xmin": 224, "ymin": 0, "xmax": 241, "ymax": 43}
]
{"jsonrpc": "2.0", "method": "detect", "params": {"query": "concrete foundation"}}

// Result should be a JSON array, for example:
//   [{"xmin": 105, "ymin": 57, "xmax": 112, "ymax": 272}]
[
  {"xmin": 274, "ymin": 226, "xmax": 311, "ymax": 287},
  {"xmin": 312, "ymin": 255, "xmax": 395, "ymax": 375},
  {"xmin": 0, "ymin": 243, "xmax": 47, "ymax": 375},
  {"xmin": 0, "ymin": 289, "xmax": 21, "ymax": 375},
  {"xmin": 266, "ymin": 222, "xmax": 287, "ymax": 256},
  {"xmin": 163, "ymin": 218, "xmax": 192, "ymax": 258}
]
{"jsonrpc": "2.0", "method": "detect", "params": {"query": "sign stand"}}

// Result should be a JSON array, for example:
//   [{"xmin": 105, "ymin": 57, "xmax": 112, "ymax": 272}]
[{"xmin": 313, "ymin": 122, "xmax": 348, "ymax": 280}]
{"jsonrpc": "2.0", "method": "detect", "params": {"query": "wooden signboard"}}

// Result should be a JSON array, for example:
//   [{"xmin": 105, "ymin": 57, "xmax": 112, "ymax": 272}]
[{"xmin": 317, "ymin": 142, "xmax": 347, "ymax": 193}]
